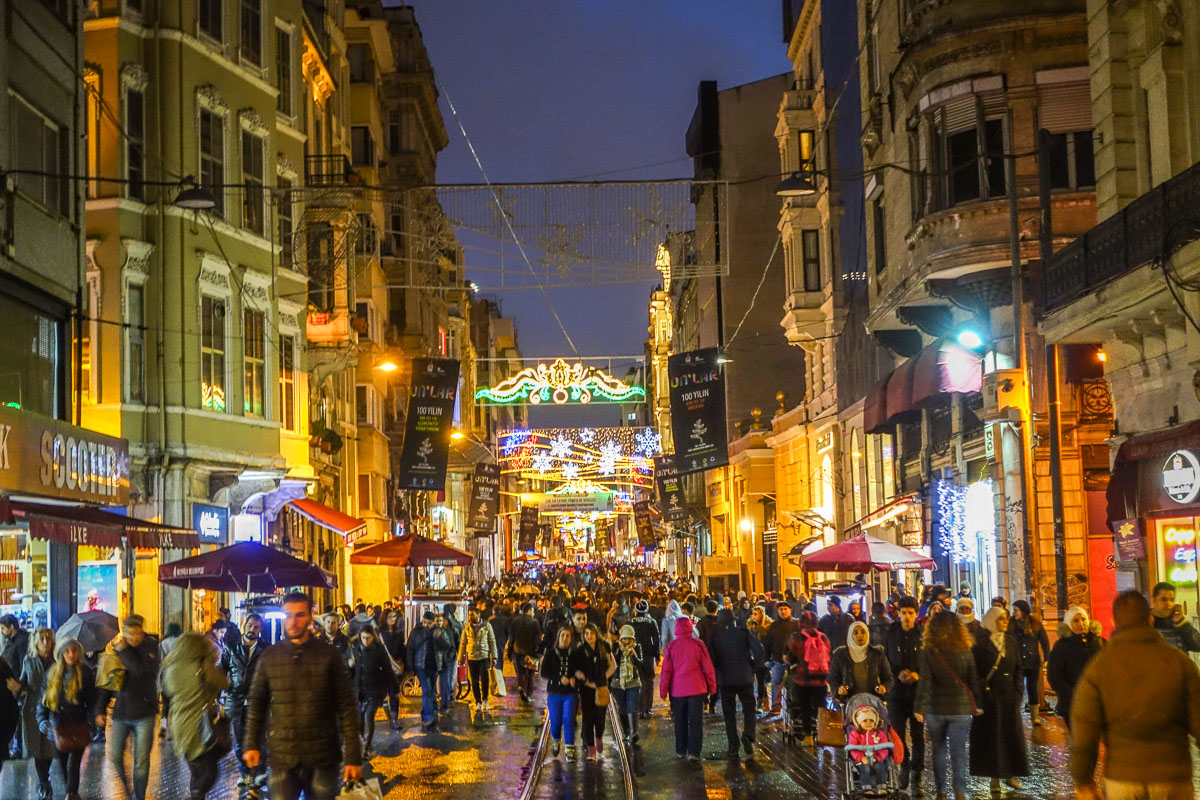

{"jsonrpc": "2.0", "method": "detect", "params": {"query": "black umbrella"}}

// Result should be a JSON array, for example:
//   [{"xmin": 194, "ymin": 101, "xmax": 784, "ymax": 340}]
[{"xmin": 56, "ymin": 610, "xmax": 120, "ymax": 654}]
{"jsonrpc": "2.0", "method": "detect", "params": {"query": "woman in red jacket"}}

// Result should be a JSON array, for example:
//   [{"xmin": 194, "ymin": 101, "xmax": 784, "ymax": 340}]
[{"xmin": 659, "ymin": 617, "xmax": 716, "ymax": 762}]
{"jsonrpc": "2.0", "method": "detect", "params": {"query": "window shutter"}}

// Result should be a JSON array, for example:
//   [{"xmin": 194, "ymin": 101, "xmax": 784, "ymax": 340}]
[
  {"xmin": 941, "ymin": 95, "xmax": 977, "ymax": 134},
  {"xmin": 1037, "ymin": 81, "xmax": 1092, "ymax": 133}
]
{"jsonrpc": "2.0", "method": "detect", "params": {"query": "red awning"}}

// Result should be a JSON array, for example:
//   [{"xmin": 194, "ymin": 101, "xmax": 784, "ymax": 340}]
[
  {"xmin": 0, "ymin": 499, "xmax": 199, "ymax": 549},
  {"xmin": 349, "ymin": 534, "xmax": 474, "ymax": 568},
  {"xmin": 159, "ymin": 541, "xmax": 336, "ymax": 591},
  {"xmin": 885, "ymin": 358, "xmax": 920, "ymax": 425},
  {"xmin": 287, "ymin": 498, "xmax": 366, "ymax": 538},
  {"xmin": 863, "ymin": 375, "xmax": 890, "ymax": 434},
  {"xmin": 912, "ymin": 340, "xmax": 982, "ymax": 407}
]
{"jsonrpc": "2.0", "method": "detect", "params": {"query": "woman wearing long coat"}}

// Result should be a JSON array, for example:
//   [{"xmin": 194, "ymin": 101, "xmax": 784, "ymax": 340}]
[
  {"xmin": 969, "ymin": 608, "xmax": 1028, "ymax": 794},
  {"xmin": 162, "ymin": 632, "xmax": 231, "ymax": 800},
  {"xmin": 20, "ymin": 628, "xmax": 56, "ymax": 800}
]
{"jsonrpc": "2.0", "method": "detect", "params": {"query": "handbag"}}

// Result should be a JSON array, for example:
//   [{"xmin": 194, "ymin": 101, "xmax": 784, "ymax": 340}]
[
  {"xmin": 456, "ymin": 663, "xmax": 468, "ymax": 684},
  {"xmin": 815, "ymin": 700, "xmax": 846, "ymax": 747},
  {"xmin": 934, "ymin": 651, "xmax": 981, "ymax": 715},
  {"xmin": 95, "ymin": 651, "xmax": 125, "ymax": 692},
  {"xmin": 594, "ymin": 685, "xmax": 611, "ymax": 707},
  {"xmin": 200, "ymin": 702, "xmax": 233, "ymax": 757},
  {"xmin": 336, "ymin": 777, "xmax": 384, "ymax": 800},
  {"xmin": 491, "ymin": 666, "xmax": 507, "ymax": 697},
  {"xmin": 51, "ymin": 721, "xmax": 91, "ymax": 752}
]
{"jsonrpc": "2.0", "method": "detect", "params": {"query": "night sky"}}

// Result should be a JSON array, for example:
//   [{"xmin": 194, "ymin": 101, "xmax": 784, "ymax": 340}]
[{"xmin": 402, "ymin": 1, "xmax": 791, "ymax": 425}]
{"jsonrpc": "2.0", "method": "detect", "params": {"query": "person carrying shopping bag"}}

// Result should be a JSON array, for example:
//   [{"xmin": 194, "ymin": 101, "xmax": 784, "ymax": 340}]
[
  {"xmin": 659, "ymin": 616, "xmax": 717, "ymax": 763},
  {"xmin": 161, "ymin": 632, "xmax": 231, "ymax": 800},
  {"xmin": 458, "ymin": 607, "xmax": 498, "ymax": 712}
]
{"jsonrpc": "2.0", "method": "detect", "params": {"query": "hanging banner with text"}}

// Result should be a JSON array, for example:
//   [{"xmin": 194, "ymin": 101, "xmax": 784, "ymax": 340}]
[
  {"xmin": 467, "ymin": 462, "xmax": 500, "ymax": 536},
  {"xmin": 633, "ymin": 500, "xmax": 656, "ymax": 549},
  {"xmin": 654, "ymin": 455, "xmax": 688, "ymax": 522},
  {"xmin": 668, "ymin": 348, "xmax": 729, "ymax": 475},
  {"xmin": 594, "ymin": 519, "xmax": 612, "ymax": 552},
  {"xmin": 517, "ymin": 505, "xmax": 539, "ymax": 552},
  {"xmin": 397, "ymin": 358, "xmax": 460, "ymax": 491},
  {"xmin": 538, "ymin": 523, "xmax": 554, "ymax": 551}
]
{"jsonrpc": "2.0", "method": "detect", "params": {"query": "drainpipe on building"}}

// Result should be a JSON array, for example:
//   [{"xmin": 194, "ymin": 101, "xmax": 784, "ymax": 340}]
[{"xmin": 1038, "ymin": 129, "xmax": 1069, "ymax": 618}]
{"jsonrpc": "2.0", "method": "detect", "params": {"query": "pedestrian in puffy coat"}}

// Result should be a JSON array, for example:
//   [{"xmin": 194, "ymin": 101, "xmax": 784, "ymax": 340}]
[
  {"xmin": 828, "ymin": 620, "xmax": 893, "ymax": 700},
  {"xmin": 610, "ymin": 626, "xmax": 643, "ymax": 743},
  {"xmin": 458, "ymin": 607, "xmax": 498, "ymax": 710},
  {"xmin": 36, "ymin": 638, "xmax": 94, "ymax": 800},
  {"xmin": 349, "ymin": 627, "xmax": 397, "ymax": 756},
  {"xmin": 1046, "ymin": 606, "xmax": 1101, "ymax": 728},
  {"xmin": 161, "ymin": 632, "xmax": 231, "ymax": 800},
  {"xmin": 660, "ymin": 599, "xmax": 685, "ymax": 648},
  {"xmin": 659, "ymin": 617, "xmax": 717, "ymax": 762},
  {"xmin": 969, "ymin": 607, "xmax": 1028, "ymax": 793},
  {"xmin": 20, "ymin": 628, "xmax": 55, "ymax": 800}
]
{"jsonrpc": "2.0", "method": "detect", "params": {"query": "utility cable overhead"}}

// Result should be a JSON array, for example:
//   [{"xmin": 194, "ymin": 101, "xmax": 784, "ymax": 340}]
[{"xmin": 436, "ymin": 79, "xmax": 580, "ymax": 356}]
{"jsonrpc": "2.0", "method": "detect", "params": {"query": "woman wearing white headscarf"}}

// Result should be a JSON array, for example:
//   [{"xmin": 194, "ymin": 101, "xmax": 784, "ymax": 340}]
[
  {"xmin": 969, "ymin": 607, "xmax": 1028, "ymax": 795},
  {"xmin": 1046, "ymin": 606, "xmax": 1101, "ymax": 728},
  {"xmin": 827, "ymin": 620, "xmax": 893, "ymax": 699}
]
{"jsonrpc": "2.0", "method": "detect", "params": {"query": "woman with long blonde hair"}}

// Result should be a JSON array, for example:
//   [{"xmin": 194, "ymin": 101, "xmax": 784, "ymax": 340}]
[
  {"xmin": 20, "ymin": 627, "xmax": 56, "ymax": 800},
  {"xmin": 36, "ymin": 638, "xmax": 95, "ymax": 800}
]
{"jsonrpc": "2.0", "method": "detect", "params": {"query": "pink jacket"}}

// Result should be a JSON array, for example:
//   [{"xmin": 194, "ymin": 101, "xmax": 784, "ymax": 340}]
[
  {"xmin": 659, "ymin": 618, "xmax": 717, "ymax": 699},
  {"xmin": 848, "ymin": 728, "xmax": 889, "ymax": 763}
]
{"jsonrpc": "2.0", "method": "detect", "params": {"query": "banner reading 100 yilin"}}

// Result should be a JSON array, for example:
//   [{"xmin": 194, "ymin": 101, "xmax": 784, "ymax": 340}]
[{"xmin": 668, "ymin": 347, "xmax": 729, "ymax": 475}]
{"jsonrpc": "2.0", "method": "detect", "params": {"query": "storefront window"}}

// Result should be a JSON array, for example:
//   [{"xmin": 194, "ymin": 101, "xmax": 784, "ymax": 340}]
[
  {"xmin": 0, "ymin": 292, "xmax": 61, "ymax": 418},
  {"xmin": 0, "ymin": 529, "xmax": 49, "ymax": 629},
  {"xmin": 1154, "ymin": 518, "xmax": 1200, "ymax": 614}
]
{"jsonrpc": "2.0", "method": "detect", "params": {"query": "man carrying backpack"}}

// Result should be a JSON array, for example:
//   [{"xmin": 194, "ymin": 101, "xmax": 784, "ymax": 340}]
[
  {"xmin": 707, "ymin": 609, "xmax": 764, "ymax": 758},
  {"xmin": 763, "ymin": 603, "xmax": 799, "ymax": 715},
  {"xmin": 884, "ymin": 596, "xmax": 924, "ymax": 795},
  {"xmin": 783, "ymin": 611, "xmax": 830, "ymax": 743}
]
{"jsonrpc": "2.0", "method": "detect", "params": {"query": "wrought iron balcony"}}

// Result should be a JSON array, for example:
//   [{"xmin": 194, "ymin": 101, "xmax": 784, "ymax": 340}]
[
  {"xmin": 1043, "ymin": 159, "xmax": 1200, "ymax": 312},
  {"xmin": 304, "ymin": 154, "xmax": 355, "ymax": 187}
]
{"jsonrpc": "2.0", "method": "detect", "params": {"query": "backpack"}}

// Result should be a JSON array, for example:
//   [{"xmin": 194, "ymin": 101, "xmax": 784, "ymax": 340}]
[{"xmin": 802, "ymin": 631, "xmax": 830, "ymax": 674}]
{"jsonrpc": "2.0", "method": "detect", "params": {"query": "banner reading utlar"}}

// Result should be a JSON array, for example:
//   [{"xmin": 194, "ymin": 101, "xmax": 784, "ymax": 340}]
[
  {"xmin": 633, "ymin": 501, "xmax": 656, "ymax": 549},
  {"xmin": 517, "ymin": 505, "xmax": 539, "ymax": 552},
  {"xmin": 397, "ymin": 358, "xmax": 460, "ymax": 490},
  {"xmin": 467, "ymin": 462, "xmax": 500, "ymax": 537},
  {"xmin": 668, "ymin": 347, "xmax": 729, "ymax": 475},
  {"xmin": 654, "ymin": 455, "xmax": 688, "ymax": 522}
]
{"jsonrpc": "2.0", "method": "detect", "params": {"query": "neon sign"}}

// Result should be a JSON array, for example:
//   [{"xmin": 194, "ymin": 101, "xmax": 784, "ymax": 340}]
[
  {"xmin": 476, "ymin": 359, "xmax": 646, "ymax": 405},
  {"xmin": 1158, "ymin": 521, "xmax": 1199, "ymax": 587}
]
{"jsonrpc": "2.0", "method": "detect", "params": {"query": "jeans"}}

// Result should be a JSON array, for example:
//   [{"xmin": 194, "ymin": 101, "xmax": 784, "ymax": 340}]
[
  {"xmin": 187, "ymin": 747, "xmax": 223, "ymax": 800},
  {"xmin": 925, "ymin": 713, "xmax": 971, "ymax": 796},
  {"xmin": 719, "ymin": 684, "xmax": 756, "ymax": 749},
  {"xmin": 888, "ymin": 694, "xmax": 924, "ymax": 777},
  {"xmin": 768, "ymin": 661, "xmax": 787, "ymax": 711},
  {"xmin": 438, "ymin": 664, "xmax": 457, "ymax": 711},
  {"xmin": 417, "ymin": 670, "xmax": 439, "ymax": 726},
  {"xmin": 855, "ymin": 760, "xmax": 889, "ymax": 788},
  {"xmin": 637, "ymin": 662, "xmax": 655, "ymax": 713},
  {"xmin": 611, "ymin": 686, "xmax": 640, "ymax": 737},
  {"xmin": 268, "ymin": 763, "xmax": 340, "ymax": 800},
  {"xmin": 108, "ymin": 715, "xmax": 156, "ymax": 800},
  {"xmin": 670, "ymin": 694, "xmax": 704, "ymax": 757},
  {"xmin": 231, "ymin": 705, "xmax": 263, "ymax": 781},
  {"xmin": 1021, "ymin": 667, "xmax": 1041, "ymax": 710},
  {"xmin": 546, "ymin": 692, "xmax": 577, "ymax": 745},
  {"xmin": 467, "ymin": 658, "xmax": 491, "ymax": 704}
]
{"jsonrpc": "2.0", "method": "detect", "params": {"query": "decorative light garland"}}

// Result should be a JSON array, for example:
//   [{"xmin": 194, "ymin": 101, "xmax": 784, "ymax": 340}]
[
  {"xmin": 500, "ymin": 427, "xmax": 660, "ymax": 490},
  {"xmin": 476, "ymin": 358, "xmax": 646, "ymax": 405}
]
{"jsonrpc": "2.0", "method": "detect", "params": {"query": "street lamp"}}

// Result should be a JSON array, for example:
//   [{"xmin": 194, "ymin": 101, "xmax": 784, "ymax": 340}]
[
  {"xmin": 173, "ymin": 176, "xmax": 218, "ymax": 211},
  {"xmin": 955, "ymin": 329, "xmax": 984, "ymax": 350},
  {"xmin": 374, "ymin": 360, "xmax": 398, "ymax": 372},
  {"xmin": 739, "ymin": 518, "xmax": 753, "ymax": 533},
  {"xmin": 774, "ymin": 170, "xmax": 817, "ymax": 198}
]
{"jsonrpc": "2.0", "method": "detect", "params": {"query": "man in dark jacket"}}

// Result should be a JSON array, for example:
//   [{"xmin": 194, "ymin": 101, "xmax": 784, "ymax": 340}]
[
  {"xmin": 884, "ymin": 596, "xmax": 925, "ymax": 795},
  {"xmin": 1071, "ymin": 590, "xmax": 1200, "ymax": 800},
  {"xmin": 764, "ymin": 603, "xmax": 799, "ymax": 714},
  {"xmin": 1151, "ymin": 581, "xmax": 1200, "ymax": 653},
  {"xmin": 219, "ymin": 612, "xmax": 267, "ymax": 792},
  {"xmin": 489, "ymin": 601, "xmax": 512, "ymax": 674},
  {"xmin": 818, "ymin": 596, "xmax": 854, "ymax": 649},
  {"xmin": 628, "ymin": 600, "xmax": 660, "ymax": 717},
  {"xmin": 322, "ymin": 613, "xmax": 350, "ymax": 659},
  {"xmin": 696, "ymin": 599, "xmax": 721, "ymax": 712},
  {"xmin": 506, "ymin": 603, "xmax": 541, "ymax": 703},
  {"xmin": 708, "ymin": 609, "xmax": 763, "ymax": 758},
  {"xmin": 438, "ymin": 603, "xmax": 463, "ymax": 712},
  {"xmin": 406, "ymin": 612, "xmax": 455, "ymax": 729},
  {"xmin": 244, "ymin": 592, "xmax": 361, "ymax": 800},
  {"xmin": 93, "ymin": 615, "xmax": 159, "ymax": 800},
  {"xmin": 0, "ymin": 615, "xmax": 28, "ymax": 676}
]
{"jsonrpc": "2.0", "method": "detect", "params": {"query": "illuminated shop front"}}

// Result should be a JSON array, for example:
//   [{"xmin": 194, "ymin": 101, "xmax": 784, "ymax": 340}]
[{"xmin": 932, "ymin": 476, "xmax": 999, "ymax": 604}]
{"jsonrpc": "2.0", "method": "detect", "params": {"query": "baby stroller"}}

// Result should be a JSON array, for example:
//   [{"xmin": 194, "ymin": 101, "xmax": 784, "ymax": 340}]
[{"xmin": 840, "ymin": 693, "xmax": 905, "ymax": 800}]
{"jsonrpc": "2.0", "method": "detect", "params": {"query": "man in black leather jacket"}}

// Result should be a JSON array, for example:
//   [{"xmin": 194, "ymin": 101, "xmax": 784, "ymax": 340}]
[
  {"xmin": 243, "ymin": 592, "xmax": 361, "ymax": 800},
  {"xmin": 884, "ymin": 597, "xmax": 925, "ymax": 796},
  {"xmin": 219, "ymin": 612, "xmax": 267, "ymax": 793}
]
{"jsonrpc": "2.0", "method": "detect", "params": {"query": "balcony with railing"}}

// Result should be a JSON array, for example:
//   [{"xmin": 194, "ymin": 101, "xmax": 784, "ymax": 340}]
[
  {"xmin": 305, "ymin": 154, "xmax": 356, "ymax": 188},
  {"xmin": 1043, "ymin": 159, "xmax": 1200, "ymax": 312}
]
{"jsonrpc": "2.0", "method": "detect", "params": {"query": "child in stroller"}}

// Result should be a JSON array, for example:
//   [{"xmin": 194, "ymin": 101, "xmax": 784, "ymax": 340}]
[{"xmin": 842, "ymin": 693, "xmax": 903, "ymax": 799}]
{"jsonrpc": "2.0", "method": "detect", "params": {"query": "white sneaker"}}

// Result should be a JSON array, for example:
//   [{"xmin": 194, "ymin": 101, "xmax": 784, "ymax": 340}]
[
  {"xmin": 482, "ymin": 700, "xmax": 489, "ymax": 711},
  {"xmin": 474, "ymin": 702, "xmax": 481, "ymax": 711}
]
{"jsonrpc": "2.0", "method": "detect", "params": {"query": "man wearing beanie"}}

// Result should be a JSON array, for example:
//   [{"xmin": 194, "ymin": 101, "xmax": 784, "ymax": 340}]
[{"xmin": 628, "ymin": 599, "xmax": 660, "ymax": 717}]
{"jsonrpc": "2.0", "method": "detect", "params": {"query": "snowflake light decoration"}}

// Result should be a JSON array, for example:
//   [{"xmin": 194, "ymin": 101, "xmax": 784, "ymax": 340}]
[
  {"xmin": 532, "ymin": 453, "xmax": 554, "ymax": 474},
  {"xmin": 635, "ymin": 427, "xmax": 662, "ymax": 457},
  {"xmin": 579, "ymin": 428, "xmax": 595, "ymax": 444},
  {"xmin": 549, "ymin": 436, "xmax": 573, "ymax": 460},
  {"xmin": 561, "ymin": 463, "xmax": 580, "ymax": 480},
  {"xmin": 598, "ymin": 440, "xmax": 621, "ymax": 476}
]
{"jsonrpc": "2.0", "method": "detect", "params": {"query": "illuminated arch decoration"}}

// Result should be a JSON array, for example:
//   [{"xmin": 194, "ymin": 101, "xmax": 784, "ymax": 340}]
[
  {"xmin": 500, "ymin": 428, "xmax": 660, "ymax": 492},
  {"xmin": 476, "ymin": 358, "xmax": 646, "ymax": 405}
]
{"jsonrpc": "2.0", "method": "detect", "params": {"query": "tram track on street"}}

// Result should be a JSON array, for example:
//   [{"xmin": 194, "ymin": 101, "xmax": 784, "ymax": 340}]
[{"xmin": 517, "ymin": 703, "xmax": 638, "ymax": 800}]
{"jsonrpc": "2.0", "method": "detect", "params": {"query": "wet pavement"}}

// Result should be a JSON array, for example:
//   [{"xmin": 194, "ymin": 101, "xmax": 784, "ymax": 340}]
[{"xmin": 1, "ymin": 679, "xmax": 1197, "ymax": 799}]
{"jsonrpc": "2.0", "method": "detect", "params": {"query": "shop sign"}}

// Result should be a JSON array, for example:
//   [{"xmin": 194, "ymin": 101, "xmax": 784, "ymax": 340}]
[
  {"xmin": 702, "ymin": 555, "xmax": 740, "ymax": 575},
  {"xmin": 1162, "ymin": 450, "xmax": 1200, "ymax": 503},
  {"xmin": 1112, "ymin": 518, "xmax": 1146, "ymax": 561},
  {"xmin": 191, "ymin": 503, "xmax": 228, "ymax": 545},
  {"xmin": 1159, "ymin": 523, "xmax": 1198, "ymax": 586},
  {"xmin": 0, "ymin": 406, "xmax": 129, "ymax": 505}
]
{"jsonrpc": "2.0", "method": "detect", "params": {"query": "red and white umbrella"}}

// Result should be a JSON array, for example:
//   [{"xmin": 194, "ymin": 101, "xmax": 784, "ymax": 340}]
[{"xmin": 800, "ymin": 533, "xmax": 934, "ymax": 573}]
